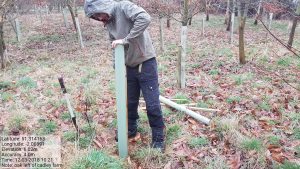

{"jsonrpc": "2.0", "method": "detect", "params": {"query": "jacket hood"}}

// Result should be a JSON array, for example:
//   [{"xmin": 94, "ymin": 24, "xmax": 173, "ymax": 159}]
[{"xmin": 84, "ymin": 0, "xmax": 116, "ymax": 18}]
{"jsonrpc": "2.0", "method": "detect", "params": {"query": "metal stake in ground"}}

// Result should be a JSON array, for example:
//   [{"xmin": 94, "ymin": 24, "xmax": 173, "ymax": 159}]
[
  {"xmin": 114, "ymin": 45, "xmax": 128, "ymax": 158},
  {"xmin": 58, "ymin": 77, "xmax": 79, "ymax": 132}
]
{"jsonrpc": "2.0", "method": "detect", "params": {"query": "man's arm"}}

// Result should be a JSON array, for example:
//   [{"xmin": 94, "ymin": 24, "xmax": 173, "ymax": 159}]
[
  {"xmin": 112, "ymin": 1, "xmax": 151, "ymax": 48},
  {"xmin": 121, "ymin": 1, "xmax": 151, "ymax": 43}
]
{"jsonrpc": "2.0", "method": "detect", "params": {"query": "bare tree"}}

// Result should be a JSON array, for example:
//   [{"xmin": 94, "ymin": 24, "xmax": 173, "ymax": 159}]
[
  {"xmin": 237, "ymin": 0, "xmax": 249, "ymax": 64},
  {"xmin": 254, "ymin": 0, "xmax": 262, "ymax": 25},
  {"xmin": 65, "ymin": 0, "xmax": 77, "ymax": 30},
  {"xmin": 0, "ymin": 0, "xmax": 14, "ymax": 69},
  {"xmin": 287, "ymin": 0, "xmax": 300, "ymax": 48},
  {"xmin": 205, "ymin": 0, "xmax": 211, "ymax": 21},
  {"xmin": 225, "ymin": 0, "xmax": 230, "ymax": 24}
]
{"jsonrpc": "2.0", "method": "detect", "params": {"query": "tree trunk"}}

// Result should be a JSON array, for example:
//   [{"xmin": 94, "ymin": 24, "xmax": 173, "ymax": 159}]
[
  {"xmin": 225, "ymin": 0, "xmax": 230, "ymax": 24},
  {"xmin": 239, "ymin": 17, "xmax": 246, "ymax": 64},
  {"xmin": 238, "ymin": 1, "xmax": 248, "ymax": 64},
  {"xmin": 159, "ymin": 15, "xmax": 165, "ymax": 52},
  {"xmin": 206, "ymin": 11, "xmax": 209, "ymax": 21},
  {"xmin": 67, "ymin": 3, "xmax": 77, "ymax": 30},
  {"xmin": 226, "ymin": 11, "xmax": 231, "ymax": 31},
  {"xmin": 178, "ymin": 0, "xmax": 189, "ymax": 89},
  {"xmin": 75, "ymin": 17, "xmax": 84, "ymax": 48},
  {"xmin": 205, "ymin": 0, "xmax": 209, "ymax": 21},
  {"xmin": 287, "ymin": 16, "xmax": 298, "ymax": 48},
  {"xmin": 0, "ymin": 21, "xmax": 6, "ymax": 69},
  {"xmin": 254, "ymin": 0, "xmax": 262, "ymax": 25},
  {"xmin": 287, "ymin": 2, "xmax": 300, "ymax": 48},
  {"xmin": 188, "ymin": 17, "xmax": 192, "ymax": 25},
  {"xmin": 167, "ymin": 16, "xmax": 170, "ymax": 28}
]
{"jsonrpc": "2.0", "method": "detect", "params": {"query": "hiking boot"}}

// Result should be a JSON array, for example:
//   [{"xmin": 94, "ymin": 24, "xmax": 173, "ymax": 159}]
[
  {"xmin": 115, "ymin": 128, "xmax": 137, "ymax": 141},
  {"xmin": 151, "ymin": 127, "xmax": 165, "ymax": 152},
  {"xmin": 151, "ymin": 140, "xmax": 165, "ymax": 152}
]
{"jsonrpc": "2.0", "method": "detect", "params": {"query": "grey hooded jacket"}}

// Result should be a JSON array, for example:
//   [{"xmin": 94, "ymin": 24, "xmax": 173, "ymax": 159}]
[{"xmin": 84, "ymin": 0, "xmax": 156, "ymax": 67}]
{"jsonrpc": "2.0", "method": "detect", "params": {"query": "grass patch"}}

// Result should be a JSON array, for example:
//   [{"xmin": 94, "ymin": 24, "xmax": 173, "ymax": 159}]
[
  {"xmin": 226, "ymin": 96, "xmax": 241, "ymax": 104},
  {"xmin": 241, "ymin": 138, "xmax": 263, "ymax": 152},
  {"xmin": 231, "ymin": 73, "xmax": 253, "ymax": 85},
  {"xmin": 48, "ymin": 99, "xmax": 65, "ymax": 109},
  {"xmin": 137, "ymin": 124, "xmax": 149, "ymax": 135},
  {"xmin": 133, "ymin": 147, "xmax": 165, "ymax": 168},
  {"xmin": 188, "ymin": 137, "xmax": 209, "ymax": 148},
  {"xmin": 205, "ymin": 155, "xmax": 229, "ymax": 169},
  {"xmin": 41, "ymin": 120, "xmax": 57, "ymax": 134},
  {"xmin": 166, "ymin": 43, "xmax": 177, "ymax": 50},
  {"xmin": 158, "ymin": 64, "xmax": 167, "ymax": 73},
  {"xmin": 166, "ymin": 124, "xmax": 182, "ymax": 143},
  {"xmin": 108, "ymin": 80, "xmax": 115, "ymax": 94},
  {"xmin": 293, "ymin": 128, "xmax": 300, "ymax": 140},
  {"xmin": 79, "ymin": 136, "xmax": 92, "ymax": 149},
  {"xmin": 16, "ymin": 65, "xmax": 33, "ymax": 76},
  {"xmin": 43, "ymin": 89, "xmax": 54, "ymax": 97},
  {"xmin": 60, "ymin": 112, "xmax": 71, "ymax": 121},
  {"xmin": 17, "ymin": 77, "xmax": 37, "ymax": 89},
  {"xmin": 275, "ymin": 161, "xmax": 300, "ymax": 169},
  {"xmin": 1, "ymin": 92, "xmax": 13, "ymax": 102},
  {"xmin": 285, "ymin": 112, "xmax": 300, "ymax": 128},
  {"xmin": 258, "ymin": 101, "xmax": 271, "ymax": 111},
  {"xmin": 197, "ymin": 101, "xmax": 208, "ymax": 108},
  {"xmin": 277, "ymin": 58, "xmax": 291, "ymax": 67},
  {"xmin": 28, "ymin": 34, "xmax": 62, "ymax": 43},
  {"xmin": 63, "ymin": 131, "xmax": 77, "ymax": 142},
  {"xmin": 139, "ymin": 112, "xmax": 148, "ymax": 123},
  {"xmin": 71, "ymin": 150, "xmax": 123, "ymax": 169},
  {"xmin": 191, "ymin": 63, "xmax": 201, "ymax": 68},
  {"xmin": 173, "ymin": 93, "xmax": 190, "ymax": 104},
  {"xmin": 216, "ymin": 48, "xmax": 233, "ymax": 58},
  {"xmin": 0, "ymin": 81, "xmax": 12, "ymax": 90},
  {"xmin": 9, "ymin": 114, "xmax": 26, "ymax": 130},
  {"xmin": 108, "ymin": 119, "xmax": 117, "ymax": 128},
  {"xmin": 215, "ymin": 115, "xmax": 239, "ymax": 135},
  {"xmin": 162, "ymin": 108, "xmax": 173, "ymax": 116},
  {"xmin": 80, "ymin": 69, "xmax": 98, "ymax": 85},
  {"xmin": 209, "ymin": 69, "xmax": 219, "ymax": 75},
  {"xmin": 268, "ymin": 135, "xmax": 281, "ymax": 145},
  {"xmin": 259, "ymin": 55, "xmax": 269, "ymax": 64},
  {"xmin": 81, "ymin": 123, "xmax": 96, "ymax": 137}
]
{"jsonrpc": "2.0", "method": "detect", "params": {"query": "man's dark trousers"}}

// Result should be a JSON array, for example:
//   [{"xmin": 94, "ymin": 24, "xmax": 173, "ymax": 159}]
[{"xmin": 126, "ymin": 57, "xmax": 164, "ymax": 141}]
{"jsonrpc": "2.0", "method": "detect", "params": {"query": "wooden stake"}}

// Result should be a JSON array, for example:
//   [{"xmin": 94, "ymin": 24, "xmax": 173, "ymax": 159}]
[
  {"xmin": 63, "ymin": 9, "xmax": 69, "ymax": 28},
  {"xmin": 177, "ymin": 46, "xmax": 182, "ymax": 88},
  {"xmin": 202, "ymin": 18, "xmax": 205, "ymax": 36},
  {"xmin": 229, "ymin": 12, "xmax": 234, "ymax": 44},
  {"xmin": 266, "ymin": 13, "xmax": 273, "ymax": 40},
  {"xmin": 268, "ymin": 13, "xmax": 273, "ymax": 30},
  {"xmin": 180, "ymin": 26, "xmax": 187, "ymax": 89},
  {"xmin": 159, "ymin": 16, "xmax": 165, "ymax": 52},
  {"xmin": 114, "ymin": 45, "xmax": 128, "ymax": 158},
  {"xmin": 75, "ymin": 17, "xmax": 84, "ymax": 48},
  {"xmin": 15, "ymin": 18, "xmax": 21, "ymax": 42}
]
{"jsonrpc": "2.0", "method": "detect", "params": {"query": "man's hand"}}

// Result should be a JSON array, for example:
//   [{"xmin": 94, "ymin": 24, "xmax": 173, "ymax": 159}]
[{"xmin": 112, "ymin": 39, "xmax": 124, "ymax": 48}]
